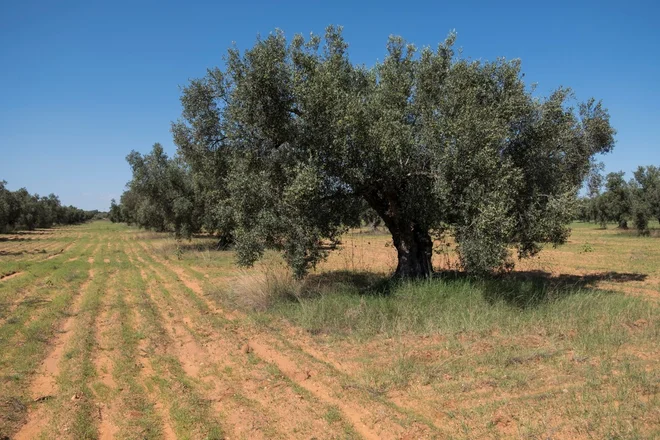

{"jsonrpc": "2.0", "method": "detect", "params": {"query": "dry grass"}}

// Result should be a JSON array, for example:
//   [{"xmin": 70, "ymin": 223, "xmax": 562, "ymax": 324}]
[{"xmin": 229, "ymin": 264, "xmax": 302, "ymax": 311}]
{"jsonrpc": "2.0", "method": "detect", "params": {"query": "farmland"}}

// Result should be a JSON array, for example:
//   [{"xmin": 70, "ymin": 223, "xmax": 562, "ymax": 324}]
[{"xmin": 0, "ymin": 221, "xmax": 658, "ymax": 439}]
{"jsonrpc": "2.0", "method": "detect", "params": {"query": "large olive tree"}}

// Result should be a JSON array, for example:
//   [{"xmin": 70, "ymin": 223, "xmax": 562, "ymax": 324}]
[{"xmin": 172, "ymin": 27, "xmax": 615, "ymax": 278}]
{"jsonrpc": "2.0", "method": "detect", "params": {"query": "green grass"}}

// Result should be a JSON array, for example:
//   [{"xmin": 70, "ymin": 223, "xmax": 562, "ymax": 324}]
[
  {"xmin": 0, "ymin": 236, "xmax": 98, "ymax": 437},
  {"xmin": 269, "ymin": 276, "xmax": 657, "ymax": 345},
  {"xmin": 48, "ymin": 261, "xmax": 112, "ymax": 439},
  {"xmin": 109, "ymin": 260, "xmax": 164, "ymax": 440},
  {"xmin": 250, "ymin": 270, "xmax": 658, "ymax": 438}
]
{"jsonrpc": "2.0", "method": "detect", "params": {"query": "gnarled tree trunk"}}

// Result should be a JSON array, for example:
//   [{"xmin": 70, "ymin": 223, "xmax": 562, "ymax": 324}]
[
  {"xmin": 364, "ymin": 190, "xmax": 433, "ymax": 279},
  {"xmin": 391, "ymin": 224, "xmax": 434, "ymax": 278}
]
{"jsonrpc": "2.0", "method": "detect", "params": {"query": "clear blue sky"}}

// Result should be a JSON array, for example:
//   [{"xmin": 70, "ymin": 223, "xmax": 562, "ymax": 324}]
[{"xmin": 1, "ymin": 0, "xmax": 658, "ymax": 210}]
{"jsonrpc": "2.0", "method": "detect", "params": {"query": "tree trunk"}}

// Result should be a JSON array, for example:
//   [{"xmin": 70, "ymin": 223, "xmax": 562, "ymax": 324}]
[
  {"xmin": 391, "ymin": 225, "xmax": 434, "ymax": 278},
  {"xmin": 363, "ymin": 189, "xmax": 434, "ymax": 279}
]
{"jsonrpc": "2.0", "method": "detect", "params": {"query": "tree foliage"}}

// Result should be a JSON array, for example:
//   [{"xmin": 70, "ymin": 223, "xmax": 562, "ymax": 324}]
[
  {"xmin": 114, "ymin": 143, "xmax": 203, "ymax": 239},
  {"xmin": 171, "ymin": 27, "xmax": 616, "ymax": 278},
  {"xmin": 601, "ymin": 172, "xmax": 632, "ymax": 229},
  {"xmin": 630, "ymin": 165, "xmax": 660, "ymax": 235}
]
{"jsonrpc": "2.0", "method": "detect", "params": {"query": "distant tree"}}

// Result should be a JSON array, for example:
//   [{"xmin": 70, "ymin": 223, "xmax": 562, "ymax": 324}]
[
  {"xmin": 122, "ymin": 143, "xmax": 202, "ymax": 238},
  {"xmin": 585, "ymin": 162, "xmax": 606, "ymax": 224},
  {"xmin": 119, "ymin": 187, "xmax": 139, "ymax": 225},
  {"xmin": 360, "ymin": 206, "xmax": 384, "ymax": 231},
  {"xmin": 630, "ymin": 165, "xmax": 660, "ymax": 234},
  {"xmin": 12, "ymin": 188, "xmax": 39, "ymax": 230},
  {"xmin": 172, "ymin": 27, "xmax": 616, "ymax": 278},
  {"xmin": 631, "ymin": 196, "xmax": 650, "ymax": 235},
  {"xmin": 590, "ymin": 195, "xmax": 609, "ymax": 228},
  {"xmin": 0, "ymin": 181, "xmax": 21, "ymax": 232},
  {"xmin": 586, "ymin": 162, "xmax": 605, "ymax": 199},
  {"xmin": 599, "ymin": 172, "xmax": 632, "ymax": 229},
  {"xmin": 634, "ymin": 165, "xmax": 660, "ymax": 222},
  {"xmin": 109, "ymin": 199, "xmax": 123, "ymax": 223},
  {"xmin": 574, "ymin": 197, "xmax": 591, "ymax": 222},
  {"xmin": 38, "ymin": 193, "xmax": 61, "ymax": 228}
]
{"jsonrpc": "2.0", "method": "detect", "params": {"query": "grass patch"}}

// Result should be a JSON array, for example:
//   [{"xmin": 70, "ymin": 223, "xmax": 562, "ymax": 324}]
[
  {"xmin": 255, "ymin": 271, "xmax": 658, "ymax": 438},
  {"xmin": 265, "ymin": 275, "xmax": 656, "ymax": 344}
]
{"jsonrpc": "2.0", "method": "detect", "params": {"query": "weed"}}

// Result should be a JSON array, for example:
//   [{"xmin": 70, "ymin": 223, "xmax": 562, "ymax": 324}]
[
  {"xmin": 324, "ymin": 405, "xmax": 342, "ymax": 424},
  {"xmin": 580, "ymin": 242, "xmax": 595, "ymax": 253}
]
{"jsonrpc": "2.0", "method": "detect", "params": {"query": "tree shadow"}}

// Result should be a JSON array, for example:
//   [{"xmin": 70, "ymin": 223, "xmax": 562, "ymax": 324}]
[
  {"xmin": 0, "ymin": 236, "xmax": 33, "ymax": 242},
  {"xmin": 10, "ymin": 230, "xmax": 52, "ymax": 235},
  {"xmin": 0, "ymin": 250, "xmax": 29, "ymax": 256},
  {"xmin": 302, "ymin": 270, "xmax": 393, "ymax": 297},
  {"xmin": 300, "ymin": 268, "xmax": 648, "ymax": 309},
  {"xmin": 615, "ymin": 228, "xmax": 660, "ymax": 238},
  {"xmin": 0, "ymin": 248, "xmax": 49, "ymax": 256},
  {"xmin": 471, "ymin": 270, "xmax": 648, "ymax": 308},
  {"xmin": 175, "ymin": 241, "xmax": 228, "ymax": 252}
]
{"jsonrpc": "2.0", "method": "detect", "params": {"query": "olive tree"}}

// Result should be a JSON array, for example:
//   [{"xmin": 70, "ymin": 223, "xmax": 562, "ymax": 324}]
[
  {"xmin": 634, "ymin": 165, "xmax": 660, "ymax": 222},
  {"xmin": 123, "ymin": 143, "xmax": 202, "ymax": 238},
  {"xmin": 630, "ymin": 165, "xmax": 660, "ymax": 234},
  {"xmin": 108, "ymin": 199, "xmax": 123, "ymax": 223},
  {"xmin": 173, "ymin": 27, "xmax": 615, "ymax": 278},
  {"xmin": 0, "ymin": 181, "xmax": 90, "ymax": 232},
  {"xmin": 0, "ymin": 181, "xmax": 20, "ymax": 232},
  {"xmin": 600, "ymin": 172, "xmax": 632, "ymax": 229}
]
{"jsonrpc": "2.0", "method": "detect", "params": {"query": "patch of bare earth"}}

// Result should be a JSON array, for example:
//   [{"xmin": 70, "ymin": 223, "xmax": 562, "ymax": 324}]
[{"xmin": 136, "ymin": 261, "xmax": 264, "ymax": 438}]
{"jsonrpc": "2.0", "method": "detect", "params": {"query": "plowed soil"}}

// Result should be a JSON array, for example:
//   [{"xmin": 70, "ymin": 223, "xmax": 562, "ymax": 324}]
[{"xmin": 1, "ymin": 222, "xmax": 658, "ymax": 439}]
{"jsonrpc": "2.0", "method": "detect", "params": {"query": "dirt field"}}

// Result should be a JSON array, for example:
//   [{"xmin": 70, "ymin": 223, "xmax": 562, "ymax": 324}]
[{"xmin": 0, "ymin": 221, "xmax": 658, "ymax": 439}]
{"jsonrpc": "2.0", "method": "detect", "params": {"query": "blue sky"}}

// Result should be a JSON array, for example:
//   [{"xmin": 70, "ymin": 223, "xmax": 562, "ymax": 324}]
[{"xmin": 1, "ymin": 0, "xmax": 658, "ymax": 210}]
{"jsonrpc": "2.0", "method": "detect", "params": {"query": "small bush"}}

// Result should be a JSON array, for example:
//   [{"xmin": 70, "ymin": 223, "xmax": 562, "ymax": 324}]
[{"xmin": 580, "ymin": 242, "xmax": 594, "ymax": 253}]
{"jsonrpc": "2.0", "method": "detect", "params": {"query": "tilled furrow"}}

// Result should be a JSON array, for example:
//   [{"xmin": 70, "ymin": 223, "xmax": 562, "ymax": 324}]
[
  {"xmin": 13, "ymin": 242, "xmax": 101, "ymax": 440},
  {"xmin": 133, "ymin": 241, "xmax": 355, "ymax": 439},
  {"xmin": 136, "ymin": 241, "xmax": 405, "ymax": 438}
]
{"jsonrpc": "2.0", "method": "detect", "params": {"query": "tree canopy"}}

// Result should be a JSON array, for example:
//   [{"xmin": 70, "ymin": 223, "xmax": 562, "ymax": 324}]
[
  {"xmin": 112, "ymin": 143, "xmax": 203, "ymax": 239},
  {"xmin": 120, "ymin": 26, "xmax": 617, "ymax": 278}
]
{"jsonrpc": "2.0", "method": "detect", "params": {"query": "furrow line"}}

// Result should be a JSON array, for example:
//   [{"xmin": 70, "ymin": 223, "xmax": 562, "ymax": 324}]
[
  {"xmin": 135, "ymin": 241, "xmax": 406, "ymax": 438},
  {"xmin": 14, "ymin": 265, "xmax": 98, "ymax": 439},
  {"xmin": 131, "ymin": 243, "xmax": 347, "ymax": 439}
]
